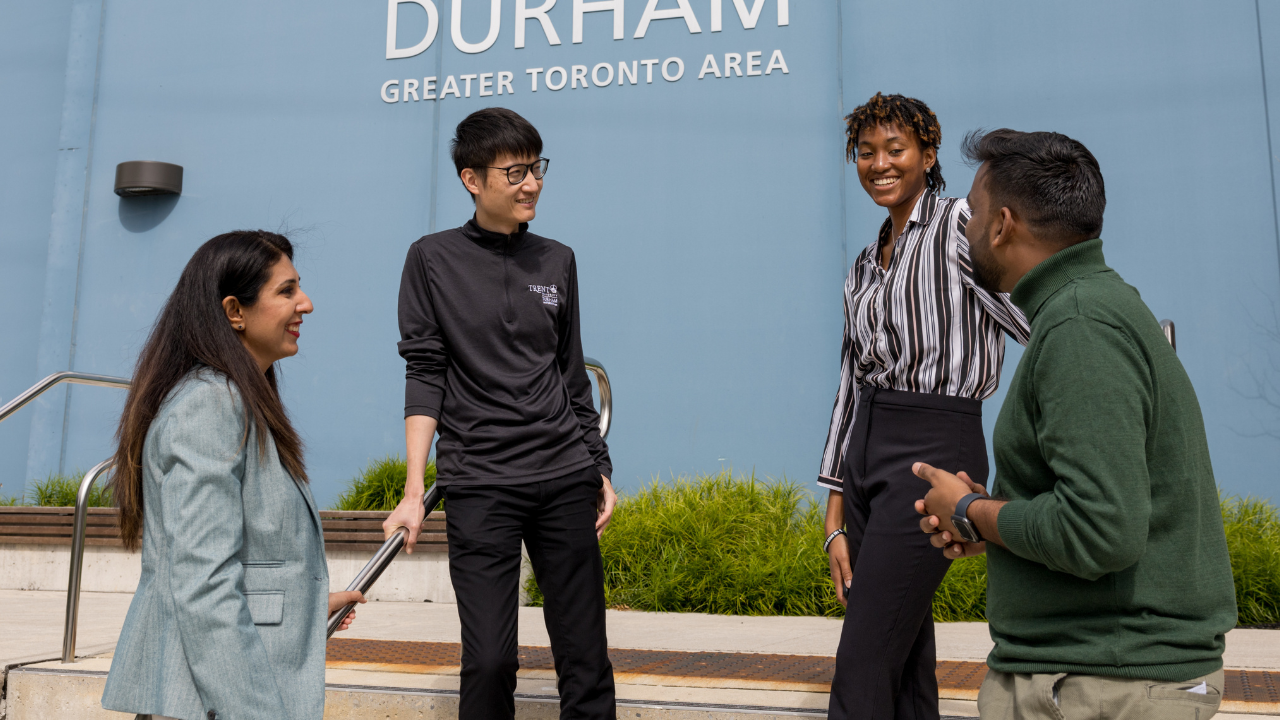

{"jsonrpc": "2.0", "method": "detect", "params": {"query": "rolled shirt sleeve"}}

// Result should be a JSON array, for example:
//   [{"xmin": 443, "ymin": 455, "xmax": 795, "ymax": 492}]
[
  {"xmin": 557, "ymin": 252, "xmax": 613, "ymax": 479},
  {"xmin": 818, "ymin": 277, "xmax": 857, "ymax": 493},
  {"xmin": 398, "ymin": 242, "xmax": 448, "ymax": 419}
]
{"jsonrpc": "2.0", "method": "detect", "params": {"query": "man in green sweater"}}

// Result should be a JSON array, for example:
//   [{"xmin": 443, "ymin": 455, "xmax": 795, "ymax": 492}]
[{"xmin": 913, "ymin": 129, "xmax": 1236, "ymax": 719}]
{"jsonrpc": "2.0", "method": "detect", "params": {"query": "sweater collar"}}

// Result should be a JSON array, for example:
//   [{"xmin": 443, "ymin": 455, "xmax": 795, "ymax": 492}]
[
  {"xmin": 1010, "ymin": 238, "xmax": 1110, "ymax": 322},
  {"xmin": 461, "ymin": 215, "xmax": 528, "ymax": 254}
]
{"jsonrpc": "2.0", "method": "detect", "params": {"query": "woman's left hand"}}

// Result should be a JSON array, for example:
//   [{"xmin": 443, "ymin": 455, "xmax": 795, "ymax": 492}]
[
  {"xmin": 596, "ymin": 476, "xmax": 617, "ymax": 539},
  {"xmin": 327, "ymin": 591, "xmax": 366, "ymax": 632}
]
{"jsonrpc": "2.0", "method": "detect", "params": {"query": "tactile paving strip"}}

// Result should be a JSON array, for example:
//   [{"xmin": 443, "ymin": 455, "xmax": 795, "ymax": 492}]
[
  {"xmin": 1225, "ymin": 669, "xmax": 1280, "ymax": 704},
  {"xmin": 935, "ymin": 660, "xmax": 987, "ymax": 696},
  {"xmin": 326, "ymin": 639, "xmax": 1280, "ymax": 706},
  {"xmin": 327, "ymin": 639, "xmax": 841, "ymax": 689},
  {"xmin": 328, "ymin": 638, "xmax": 462, "ymax": 669}
]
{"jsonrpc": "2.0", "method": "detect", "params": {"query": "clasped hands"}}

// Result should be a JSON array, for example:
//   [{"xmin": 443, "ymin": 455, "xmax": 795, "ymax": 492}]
[{"xmin": 912, "ymin": 462, "xmax": 988, "ymax": 560}]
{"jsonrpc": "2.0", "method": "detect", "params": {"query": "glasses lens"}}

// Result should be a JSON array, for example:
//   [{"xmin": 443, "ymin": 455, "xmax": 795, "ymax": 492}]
[
  {"xmin": 532, "ymin": 159, "xmax": 549, "ymax": 179},
  {"xmin": 506, "ymin": 166, "xmax": 528, "ymax": 184}
]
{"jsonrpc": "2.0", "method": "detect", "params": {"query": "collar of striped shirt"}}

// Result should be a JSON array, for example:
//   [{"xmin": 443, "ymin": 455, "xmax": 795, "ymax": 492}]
[
  {"xmin": 816, "ymin": 190, "xmax": 1031, "ymax": 492},
  {"xmin": 872, "ymin": 191, "xmax": 940, "ymax": 263}
]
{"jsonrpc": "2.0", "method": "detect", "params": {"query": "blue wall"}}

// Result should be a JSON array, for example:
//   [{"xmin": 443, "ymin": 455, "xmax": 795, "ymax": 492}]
[
  {"xmin": 0, "ymin": 0, "xmax": 75, "ymax": 498},
  {"xmin": 2, "ymin": 0, "xmax": 1278, "ymax": 507}
]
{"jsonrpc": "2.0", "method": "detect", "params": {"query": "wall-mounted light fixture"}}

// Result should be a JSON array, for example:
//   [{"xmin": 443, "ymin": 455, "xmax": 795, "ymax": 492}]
[{"xmin": 114, "ymin": 161, "xmax": 183, "ymax": 197}]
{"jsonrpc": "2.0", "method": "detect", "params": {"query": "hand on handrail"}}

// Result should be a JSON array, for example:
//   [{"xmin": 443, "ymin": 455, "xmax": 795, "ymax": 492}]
[
  {"xmin": 383, "ymin": 495, "xmax": 426, "ymax": 554},
  {"xmin": 327, "ymin": 591, "xmax": 366, "ymax": 632}
]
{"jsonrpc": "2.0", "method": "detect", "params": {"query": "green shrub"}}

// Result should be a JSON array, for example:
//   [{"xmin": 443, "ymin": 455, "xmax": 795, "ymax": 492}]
[
  {"xmin": 523, "ymin": 471, "xmax": 987, "ymax": 620},
  {"xmin": 1222, "ymin": 494, "xmax": 1280, "ymax": 626},
  {"xmin": 330, "ymin": 456, "xmax": 437, "ymax": 511},
  {"xmin": 0, "ymin": 485, "xmax": 20, "ymax": 506},
  {"xmin": 26, "ymin": 472, "xmax": 113, "ymax": 507},
  {"xmin": 352, "ymin": 462, "xmax": 1268, "ymax": 625},
  {"xmin": 522, "ymin": 472, "xmax": 989, "ymax": 620},
  {"xmin": 527, "ymin": 471, "xmax": 845, "ymax": 617},
  {"xmin": 934, "ymin": 555, "xmax": 987, "ymax": 622}
]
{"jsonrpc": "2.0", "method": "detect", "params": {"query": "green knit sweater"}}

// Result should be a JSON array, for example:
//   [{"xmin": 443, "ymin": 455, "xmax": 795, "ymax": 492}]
[{"xmin": 987, "ymin": 239, "xmax": 1236, "ymax": 682}]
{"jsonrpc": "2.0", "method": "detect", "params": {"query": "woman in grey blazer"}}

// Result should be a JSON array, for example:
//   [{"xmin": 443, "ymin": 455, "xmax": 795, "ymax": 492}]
[{"xmin": 101, "ymin": 231, "xmax": 364, "ymax": 720}]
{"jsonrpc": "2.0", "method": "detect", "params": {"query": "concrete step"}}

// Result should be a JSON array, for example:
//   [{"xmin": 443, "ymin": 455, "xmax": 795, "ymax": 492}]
[
  {"xmin": 6, "ymin": 592, "xmax": 1280, "ymax": 719},
  {"xmin": 7, "ymin": 650, "xmax": 1280, "ymax": 719},
  {"xmin": 6, "ymin": 658, "xmax": 980, "ymax": 719}
]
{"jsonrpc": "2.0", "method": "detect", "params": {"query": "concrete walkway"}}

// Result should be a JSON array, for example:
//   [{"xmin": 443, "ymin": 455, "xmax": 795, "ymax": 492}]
[
  {"xmin": 0, "ymin": 589, "xmax": 132, "ymax": 669},
  {"xmin": 342, "ymin": 597, "xmax": 1280, "ymax": 670},
  {"xmin": 11, "ymin": 588, "xmax": 1280, "ymax": 670},
  {"xmin": 7, "ymin": 589, "xmax": 1280, "ymax": 718}
]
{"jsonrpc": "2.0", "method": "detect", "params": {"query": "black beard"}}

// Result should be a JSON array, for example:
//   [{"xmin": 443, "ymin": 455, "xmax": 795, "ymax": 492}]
[{"xmin": 970, "ymin": 234, "xmax": 1004, "ymax": 295}]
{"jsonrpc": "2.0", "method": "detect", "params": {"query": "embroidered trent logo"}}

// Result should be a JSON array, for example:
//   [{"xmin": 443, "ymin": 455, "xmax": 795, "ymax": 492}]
[{"xmin": 529, "ymin": 284, "xmax": 559, "ymax": 307}]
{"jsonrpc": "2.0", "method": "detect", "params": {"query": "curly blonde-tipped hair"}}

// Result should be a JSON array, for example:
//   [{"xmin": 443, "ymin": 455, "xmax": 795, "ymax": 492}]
[{"xmin": 845, "ymin": 92, "xmax": 945, "ymax": 193}]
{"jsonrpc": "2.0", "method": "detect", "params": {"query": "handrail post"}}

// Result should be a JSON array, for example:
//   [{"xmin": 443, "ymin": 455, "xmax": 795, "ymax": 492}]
[
  {"xmin": 1160, "ymin": 320, "xmax": 1176, "ymax": 353},
  {"xmin": 583, "ymin": 357, "xmax": 611, "ymax": 439},
  {"xmin": 62, "ymin": 459, "xmax": 114, "ymax": 663},
  {"xmin": 0, "ymin": 372, "xmax": 130, "ymax": 662}
]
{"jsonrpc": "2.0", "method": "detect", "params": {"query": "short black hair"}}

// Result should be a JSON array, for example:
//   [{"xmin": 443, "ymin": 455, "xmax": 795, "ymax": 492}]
[
  {"xmin": 845, "ymin": 92, "xmax": 945, "ymax": 193},
  {"xmin": 961, "ymin": 129, "xmax": 1105, "ymax": 246},
  {"xmin": 451, "ymin": 107, "xmax": 542, "ymax": 196}
]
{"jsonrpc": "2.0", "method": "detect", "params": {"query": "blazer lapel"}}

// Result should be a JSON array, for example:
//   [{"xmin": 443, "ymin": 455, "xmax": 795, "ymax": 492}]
[{"xmin": 290, "ymin": 477, "xmax": 323, "ymax": 535}]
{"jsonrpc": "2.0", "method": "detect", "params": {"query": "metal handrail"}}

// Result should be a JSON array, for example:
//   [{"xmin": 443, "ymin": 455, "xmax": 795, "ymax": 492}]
[
  {"xmin": 328, "ymin": 357, "xmax": 614, "ymax": 635},
  {"xmin": 327, "ymin": 484, "xmax": 443, "ymax": 637},
  {"xmin": 0, "ymin": 371, "xmax": 130, "ymax": 425},
  {"xmin": 51, "ymin": 360, "xmax": 610, "ymax": 652},
  {"xmin": 0, "ymin": 372, "xmax": 130, "ymax": 663},
  {"xmin": 1160, "ymin": 320, "xmax": 1176, "ymax": 352},
  {"xmin": 63, "ymin": 459, "xmax": 114, "ymax": 663},
  {"xmin": 583, "ymin": 357, "xmax": 611, "ymax": 439}
]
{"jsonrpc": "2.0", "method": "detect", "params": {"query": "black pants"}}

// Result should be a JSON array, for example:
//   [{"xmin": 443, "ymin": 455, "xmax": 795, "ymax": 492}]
[
  {"xmin": 445, "ymin": 467, "xmax": 616, "ymax": 720},
  {"xmin": 828, "ymin": 387, "xmax": 989, "ymax": 720}
]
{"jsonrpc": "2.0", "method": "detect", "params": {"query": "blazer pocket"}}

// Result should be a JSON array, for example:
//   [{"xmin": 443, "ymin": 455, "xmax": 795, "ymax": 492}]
[{"xmin": 244, "ymin": 591, "xmax": 285, "ymax": 625}]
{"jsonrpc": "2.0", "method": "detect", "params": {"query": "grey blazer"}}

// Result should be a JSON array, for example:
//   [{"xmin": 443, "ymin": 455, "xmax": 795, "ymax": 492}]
[{"xmin": 102, "ymin": 369, "xmax": 329, "ymax": 720}]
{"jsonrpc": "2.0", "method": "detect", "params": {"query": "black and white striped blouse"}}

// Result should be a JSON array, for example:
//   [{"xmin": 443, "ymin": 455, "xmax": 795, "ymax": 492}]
[{"xmin": 817, "ymin": 191, "xmax": 1030, "ymax": 492}]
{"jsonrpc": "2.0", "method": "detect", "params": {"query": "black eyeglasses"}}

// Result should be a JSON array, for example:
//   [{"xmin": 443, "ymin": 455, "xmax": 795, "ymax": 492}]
[{"xmin": 486, "ymin": 158, "xmax": 550, "ymax": 184}]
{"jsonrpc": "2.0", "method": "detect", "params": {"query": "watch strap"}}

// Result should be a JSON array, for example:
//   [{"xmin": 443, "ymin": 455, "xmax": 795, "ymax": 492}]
[{"xmin": 954, "ymin": 492, "xmax": 985, "ymax": 521}]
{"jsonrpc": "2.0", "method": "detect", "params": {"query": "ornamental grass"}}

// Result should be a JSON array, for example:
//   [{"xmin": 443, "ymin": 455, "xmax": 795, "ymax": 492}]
[
  {"xmin": 330, "ymin": 455, "xmax": 437, "ymax": 512},
  {"xmin": 328, "ymin": 462, "xmax": 1279, "ymax": 625},
  {"xmin": 24, "ymin": 472, "xmax": 113, "ymax": 507},
  {"xmin": 1222, "ymin": 494, "xmax": 1280, "ymax": 626},
  {"xmin": 523, "ymin": 471, "xmax": 988, "ymax": 619}
]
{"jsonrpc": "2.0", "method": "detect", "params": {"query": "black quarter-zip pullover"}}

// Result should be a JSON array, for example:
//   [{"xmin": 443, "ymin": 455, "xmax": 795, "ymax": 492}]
[{"xmin": 397, "ymin": 218, "xmax": 612, "ymax": 485}]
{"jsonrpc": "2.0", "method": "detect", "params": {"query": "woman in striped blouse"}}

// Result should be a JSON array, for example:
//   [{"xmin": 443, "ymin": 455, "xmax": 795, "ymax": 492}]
[{"xmin": 820, "ymin": 93, "xmax": 1029, "ymax": 720}]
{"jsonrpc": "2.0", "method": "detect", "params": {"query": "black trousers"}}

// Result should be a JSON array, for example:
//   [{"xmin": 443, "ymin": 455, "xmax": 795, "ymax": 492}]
[
  {"xmin": 828, "ymin": 387, "xmax": 989, "ymax": 720},
  {"xmin": 444, "ymin": 466, "xmax": 616, "ymax": 720}
]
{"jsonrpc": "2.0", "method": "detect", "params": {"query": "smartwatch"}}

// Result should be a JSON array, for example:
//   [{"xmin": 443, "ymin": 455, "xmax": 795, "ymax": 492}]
[{"xmin": 951, "ymin": 493, "xmax": 986, "ymax": 544}]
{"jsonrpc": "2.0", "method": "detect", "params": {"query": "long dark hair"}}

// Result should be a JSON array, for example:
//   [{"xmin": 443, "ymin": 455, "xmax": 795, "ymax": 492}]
[{"xmin": 111, "ymin": 230, "xmax": 308, "ymax": 550}]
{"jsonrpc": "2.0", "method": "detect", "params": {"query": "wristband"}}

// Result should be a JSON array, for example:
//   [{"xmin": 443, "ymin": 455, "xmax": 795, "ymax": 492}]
[
  {"xmin": 824, "ymin": 528, "xmax": 846, "ymax": 554},
  {"xmin": 951, "ymin": 492, "xmax": 986, "ymax": 544}
]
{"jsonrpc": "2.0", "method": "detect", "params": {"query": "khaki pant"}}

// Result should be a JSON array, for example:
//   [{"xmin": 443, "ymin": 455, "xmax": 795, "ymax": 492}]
[{"xmin": 977, "ymin": 668, "xmax": 1224, "ymax": 720}]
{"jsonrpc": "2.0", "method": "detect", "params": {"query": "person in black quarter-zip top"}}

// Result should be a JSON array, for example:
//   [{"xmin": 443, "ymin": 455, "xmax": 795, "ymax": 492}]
[{"xmin": 382, "ymin": 107, "xmax": 617, "ymax": 720}]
